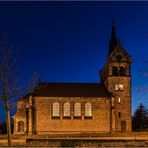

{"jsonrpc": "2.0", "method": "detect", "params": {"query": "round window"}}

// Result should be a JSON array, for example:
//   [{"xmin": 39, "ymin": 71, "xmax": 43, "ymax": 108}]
[{"xmin": 116, "ymin": 55, "xmax": 122, "ymax": 61}]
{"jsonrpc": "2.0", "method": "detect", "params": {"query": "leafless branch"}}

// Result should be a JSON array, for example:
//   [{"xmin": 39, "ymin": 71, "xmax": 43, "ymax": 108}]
[{"xmin": 0, "ymin": 36, "xmax": 39, "ymax": 146}]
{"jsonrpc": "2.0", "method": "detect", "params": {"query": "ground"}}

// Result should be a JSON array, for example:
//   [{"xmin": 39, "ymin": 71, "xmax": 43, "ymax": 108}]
[{"xmin": 1, "ymin": 132, "xmax": 148, "ymax": 147}]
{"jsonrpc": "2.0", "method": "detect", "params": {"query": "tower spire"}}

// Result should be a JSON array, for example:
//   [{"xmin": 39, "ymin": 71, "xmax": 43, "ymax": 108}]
[{"xmin": 109, "ymin": 19, "xmax": 118, "ymax": 54}]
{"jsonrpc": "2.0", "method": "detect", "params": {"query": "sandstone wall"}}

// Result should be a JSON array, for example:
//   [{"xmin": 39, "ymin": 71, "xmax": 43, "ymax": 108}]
[{"xmin": 35, "ymin": 97, "xmax": 111, "ymax": 134}]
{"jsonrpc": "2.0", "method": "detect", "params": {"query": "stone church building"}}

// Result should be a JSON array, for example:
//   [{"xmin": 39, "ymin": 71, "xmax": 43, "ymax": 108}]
[{"xmin": 13, "ymin": 21, "xmax": 132, "ymax": 135}]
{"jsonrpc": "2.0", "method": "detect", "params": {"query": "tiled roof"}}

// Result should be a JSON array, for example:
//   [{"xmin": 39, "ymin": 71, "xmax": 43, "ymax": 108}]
[{"xmin": 31, "ymin": 82, "xmax": 110, "ymax": 98}]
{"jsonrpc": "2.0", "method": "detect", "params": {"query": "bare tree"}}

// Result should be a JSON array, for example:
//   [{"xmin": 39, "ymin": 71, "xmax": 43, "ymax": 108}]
[{"xmin": 0, "ymin": 38, "xmax": 39, "ymax": 146}]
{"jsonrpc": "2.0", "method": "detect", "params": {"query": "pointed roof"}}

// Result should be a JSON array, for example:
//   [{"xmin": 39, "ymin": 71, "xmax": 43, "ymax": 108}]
[
  {"xmin": 108, "ymin": 43, "xmax": 132, "ymax": 62},
  {"xmin": 109, "ymin": 19, "xmax": 118, "ymax": 54}
]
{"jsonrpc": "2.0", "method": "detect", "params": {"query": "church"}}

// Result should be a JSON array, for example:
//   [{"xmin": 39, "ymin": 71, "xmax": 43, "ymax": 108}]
[{"xmin": 13, "ymin": 21, "xmax": 132, "ymax": 135}]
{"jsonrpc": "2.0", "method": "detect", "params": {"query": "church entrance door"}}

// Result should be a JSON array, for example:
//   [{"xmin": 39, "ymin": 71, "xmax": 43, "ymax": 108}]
[{"xmin": 121, "ymin": 121, "xmax": 126, "ymax": 132}]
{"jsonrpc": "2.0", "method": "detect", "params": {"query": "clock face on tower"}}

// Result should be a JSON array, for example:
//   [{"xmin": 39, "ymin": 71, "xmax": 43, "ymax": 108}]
[{"xmin": 116, "ymin": 55, "xmax": 122, "ymax": 61}]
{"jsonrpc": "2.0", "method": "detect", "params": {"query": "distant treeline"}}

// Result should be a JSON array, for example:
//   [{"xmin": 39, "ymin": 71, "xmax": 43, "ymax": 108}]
[{"xmin": 0, "ymin": 119, "xmax": 13, "ymax": 134}]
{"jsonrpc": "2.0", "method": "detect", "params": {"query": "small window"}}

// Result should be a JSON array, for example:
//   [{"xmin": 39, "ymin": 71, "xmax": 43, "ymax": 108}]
[
  {"xmin": 18, "ymin": 121, "xmax": 24, "ymax": 132},
  {"xmin": 74, "ymin": 103, "xmax": 81, "ymax": 118},
  {"xmin": 52, "ymin": 102, "xmax": 60, "ymax": 119},
  {"xmin": 115, "ymin": 84, "xmax": 124, "ymax": 91},
  {"xmin": 85, "ymin": 103, "xmax": 92, "ymax": 119},
  {"xmin": 119, "ymin": 84, "xmax": 124, "ymax": 90},
  {"xmin": 63, "ymin": 102, "xmax": 70, "ymax": 119},
  {"xmin": 115, "ymin": 84, "xmax": 119, "ymax": 90},
  {"xmin": 118, "ymin": 112, "xmax": 121, "ymax": 118},
  {"xmin": 116, "ymin": 55, "xmax": 122, "ymax": 61},
  {"xmin": 118, "ymin": 98, "xmax": 121, "ymax": 104}
]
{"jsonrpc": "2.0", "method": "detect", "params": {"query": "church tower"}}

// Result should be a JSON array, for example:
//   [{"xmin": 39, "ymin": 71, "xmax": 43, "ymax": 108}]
[{"xmin": 100, "ymin": 20, "xmax": 132, "ymax": 132}]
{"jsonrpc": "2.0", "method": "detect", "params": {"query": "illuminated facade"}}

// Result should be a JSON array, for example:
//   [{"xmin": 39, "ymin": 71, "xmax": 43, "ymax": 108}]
[{"xmin": 13, "ymin": 22, "xmax": 132, "ymax": 135}]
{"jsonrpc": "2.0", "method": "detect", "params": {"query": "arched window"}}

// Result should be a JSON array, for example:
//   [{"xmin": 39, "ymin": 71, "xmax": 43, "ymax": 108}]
[
  {"xmin": 74, "ymin": 103, "xmax": 81, "ymax": 118},
  {"xmin": 115, "ymin": 84, "xmax": 124, "ymax": 91},
  {"xmin": 18, "ymin": 121, "xmax": 24, "ymax": 132},
  {"xmin": 112, "ymin": 66, "xmax": 118, "ymax": 76},
  {"xmin": 85, "ymin": 103, "xmax": 92, "ymax": 118},
  {"xmin": 63, "ymin": 102, "xmax": 70, "ymax": 118},
  {"xmin": 115, "ymin": 84, "xmax": 119, "ymax": 90},
  {"xmin": 52, "ymin": 102, "xmax": 60, "ymax": 118},
  {"xmin": 119, "ymin": 66, "xmax": 125, "ymax": 76},
  {"xmin": 119, "ymin": 84, "xmax": 124, "ymax": 90}
]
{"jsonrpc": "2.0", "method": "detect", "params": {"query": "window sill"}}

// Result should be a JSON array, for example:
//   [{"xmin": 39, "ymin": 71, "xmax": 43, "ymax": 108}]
[
  {"xmin": 63, "ymin": 116, "xmax": 71, "ymax": 119},
  {"xmin": 84, "ymin": 116, "xmax": 93, "ymax": 119},
  {"xmin": 115, "ymin": 90, "xmax": 124, "ymax": 91},
  {"xmin": 52, "ymin": 116, "xmax": 60, "ymax": 119},
  {"xmin": 73, "ymin": 116, "xmax": 81, "ymax": 119}
]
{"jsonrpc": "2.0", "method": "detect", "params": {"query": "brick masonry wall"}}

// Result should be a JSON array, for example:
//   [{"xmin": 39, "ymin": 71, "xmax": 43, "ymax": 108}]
[
  {"xmin": 107, "ymin": 76, "xmax": 132, "ymax": 132},
  {"xmin": 35, "ymin": 97, "xmax": 111, "ymax": 134},
  {"xmin": 13, "ymin": 99, "xmax": 28, "ymax": 134}
]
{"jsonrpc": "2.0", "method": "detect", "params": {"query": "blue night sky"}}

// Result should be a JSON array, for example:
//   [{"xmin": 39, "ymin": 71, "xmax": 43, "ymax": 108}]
[{"xmin": 0, "ymin": 1, "xmax": 148, "ymax": 121}]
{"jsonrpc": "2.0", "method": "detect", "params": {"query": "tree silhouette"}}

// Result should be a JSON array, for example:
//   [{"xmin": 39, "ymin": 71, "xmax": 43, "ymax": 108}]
[
  {"xmin": 0, "ymin": 37, "xmax": 39, "ymax": 146},
  {"xmin": 133, "ymin": 103, "xmax": 148, "ymax": 131}
]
